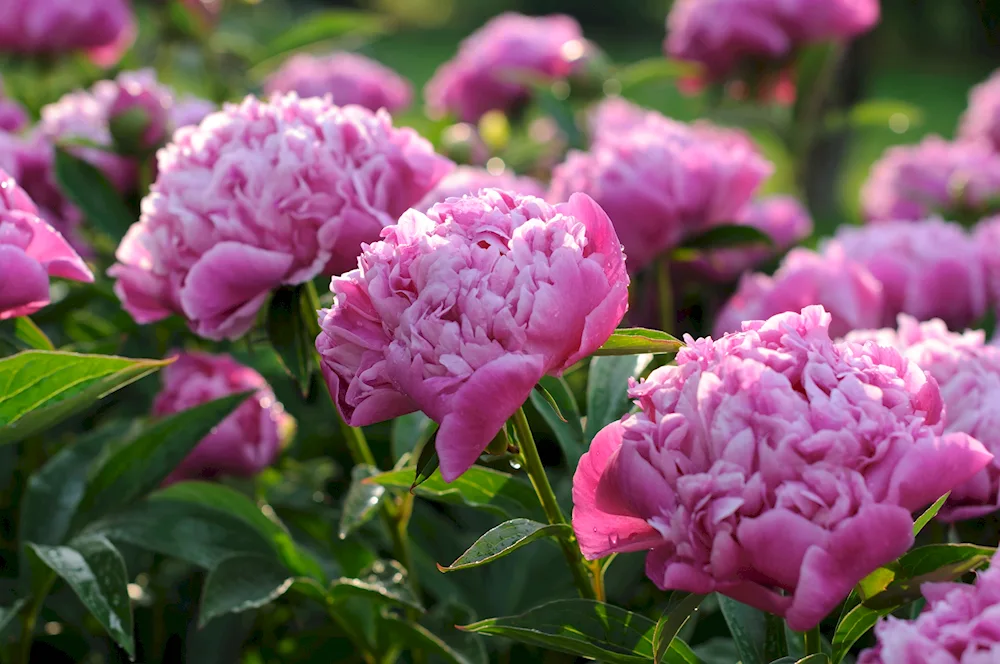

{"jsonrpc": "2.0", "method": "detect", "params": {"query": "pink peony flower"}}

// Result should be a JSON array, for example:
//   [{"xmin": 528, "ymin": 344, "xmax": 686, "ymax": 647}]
[
  {"xmin": 687, "ymin": 195, "xmax": 813, "ymax": 282},
  {"xmin": 665, "ymin": 0, "xmax": 879, "ymax": 81},
  {"xmin": 0, "ymin": 168, "xmax": 93, "ymax": 319},
  {"xmin": 0, "ymin": 76, "xmax": 28, "ymax": 133},
  {"xmin": 414, "ymin": 166, "xmax": 546, "ymax": 212},
  {"xmin": 263, "ymin": 52, "xmax": 412, "ymax": 114},
  {"xmin": 573, "ymin": 306, "xmax": 992, "ymax": 631},
  {"xmin": 714, "ymin": 246, "xmax": 883, "ymax": 338},
  {"xmin": 425, "ymin": 13, "xmax": 597, "ymax": 123},
  {"xmin": 858, "ymin": 549, "xmax": 1000, "ymax": 663},
  {"xmin": 958, "ymin": 69, "xmax": 1000, "ymax": 152},
  {"xmin": 847, "ymin": 316, "xmax": 1000, "ymax": 521},
  {"xmin": 154, "ymin": 351, "xmax": 293, "ymax": 486},
  {"xmin": 975, "ymin": 215, "xmax": 1000, "ymax": 310},
  {"xmin": 316, "ymin": 189, "xmax": 629, "ymax": 481},
  {"xmin": 110, "ymin": 93, "xmax": 453, "ymax": 341},
  {"xmin": 830, "ymin": 219, "xmax": 987, "ymax": 329},
  {"xmin": 0, "ymin": 0, "xmax": 135, "ymax": 66},
  {"xmin": 861, "ymin": 136, "xmax": 1000, "ymax": 222},
  {"xmin": 550, "ymin": 102, "xmax": 772, "ymax": 272}
]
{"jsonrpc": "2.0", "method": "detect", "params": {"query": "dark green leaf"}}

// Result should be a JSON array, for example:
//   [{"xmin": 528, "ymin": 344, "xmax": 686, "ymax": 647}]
[
  {"xmin": 266, "ymin": 285, "xmax": 316, "ymax": 395},
  {"xmin": 653, "ymin": 593, "xmax": 705, "ymax": 664},
  {"xmin": 391, "ymin": 412, "xmax": 433, "ymax": 463},
  {"xmin": 764, "ymin": 612, "xmax": 788, "ymax": 661},
  {"xmin": 529, "ymin": 375, "xmax": 585, "ymax": 466},
  {"xmin": 585, "ymin": 354, "xmax": 653, "ymax": 440},
  {"xmin": 338, "ymin": 465, "xmax": 386, "ymax": 540},
  {"xmin": 831, "ymin": 603, "xmax": 892, "ymax": 664},
  {"xmin": 257, "ymin": 10, "xmax": 387, "ymax": 63},
  {"xmin": 330, "ymin": 560, "xmax": 422, "ymax": 612},
  {"xmin": 54, "ymin": 147, "xmax": 135, "ymax": 239},
  {"xmin": 793, "ymin": 41, "xmax": 842, "ymax": 127},
  {"xmin": 411, "ymin": 424, "xmax": 441, "ymax": 490},
  {"xmin": 423, "ymin": 601, "xmax": 489, "ymax": 664},
  {"xmin": 439, "ymin": 519, "xmax": 570, "ymax": 572},
  {"xmin": 863, "ymin": 551, "xmax": 991, "ymax": 610},
  {"xmin": 771, "ymin": 657, "xmax": 830, "ymax": 664},
  {"xmin": 199, "ymin": 554, "xmax": 294, "ymax": 627},
  {"xmin": 0, "ymin": 317, "xmax": 53, "ymax": 356},
  {"xmin": 29, "ymin": 536, "xmax": 134, "ymax": 657},
  {"xmin": 0, "ymin": 599, "xmax": 24, "ymax": 637},
  {"xmin": 718, "ymin": 596, "xmax": 767, "ymax": 664},
  {"xmin": 77, "ymin": 391, "xmax": 250, "ymax": 520},
  {"xmin": 0, "ymin": 351, "xmax": 169, "ymax": 446},
  {"xmin": 913, "ymin": 492, "xmax": 950, "ymax": 535},
  {"xmin": 857, "ymin": 543, "xmax": 994, "ymax": 603},
  {"xmin": 379, "ymin": 614, "xmax": 476, "ymax": 664},
  {"xmin": 680, "ymin": 225, "xmax": 775, "ymax": 251},
  {"xmin": 533, "ymin": 382, "xmax": 567, "ymax": 422},
  {"xmin": 366, "ymin": 466, "xmax": 544, "ymax": 521},
  {"xmin": 594, "ymin": 329, "xmax": 683, "ymax": 357},
  {"xmin": 461, "ymin": 599, "xmax": 657, "ymax": 664}
]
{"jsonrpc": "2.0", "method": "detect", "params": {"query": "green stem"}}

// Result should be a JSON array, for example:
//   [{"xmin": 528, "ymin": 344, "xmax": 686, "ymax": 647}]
[
  {"xmin": 655, "ymin": 258, "xmax": 675, "ymax": 336},
  {"xmin": 18, "ymin": 574, "xmax": 54, "ymax": 664},
  {"xmin": 511, "ymin": 407, "xmax": 597, "ymax": 600},
  {"xmin": 803, "ymin": 626, "xmax": 822, "ymax": 656}
]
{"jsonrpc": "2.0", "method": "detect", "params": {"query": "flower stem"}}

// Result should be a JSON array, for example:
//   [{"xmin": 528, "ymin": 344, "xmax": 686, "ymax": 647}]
[
  {"xmin": 655, "ymin": 258, "xmax": 675, "ymax": 336},
  {"xmin": 18, "ymin": 573, "xmax": 54, "ymax": 664},
  {"xmin": 803, "ymin": 625, "xmax": 822, "ymax": 656},
  {"xmin": 512, "ymin": 406, "xmax": 597, "ymax": 600}
]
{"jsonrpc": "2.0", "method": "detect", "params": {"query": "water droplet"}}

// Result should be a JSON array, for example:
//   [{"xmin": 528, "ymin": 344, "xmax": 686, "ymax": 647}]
[{"xmin": 509, "ymin": 460, "xmax": 522, "ymax": 470}]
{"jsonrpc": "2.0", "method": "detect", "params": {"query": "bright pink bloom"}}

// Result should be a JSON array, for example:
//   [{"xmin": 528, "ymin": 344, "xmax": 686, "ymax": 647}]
[
  {"xmin": 550, "ymin": 102, "xmax": 772, "ymax": 272},
  {"xmin": 425, "ymin": 13, "xmax": 597, "ymax": 123},
  {"xmin": 861, "ymin": 136, "xmax": 1000, "ymax": 222},
  {"xmin": 714, "ymin": 246, "xmax": 883, "ymax": 338},
  {"xmin": 975, "ymin": 215, "xmax": 1000, "ymax": 310},
  {"xmin": 154, "ymin": 351, "xmax": 293, "ymax": 486},
  {"xmin": 0, "ymin": 0, "xmax": 135, "ymax": 66},
  {"xmin": 414, "ymin": 166, "xmax": 546, "ymax": 212},
  {"xmin": 958, "ymin": 69, "xmax": 1000, "ymax": 152},
  {"xmin": 858, "ymin": 549, "xmax": 1000, "ymax": 663},
  {"xmin": 317, "ymin": 189, "xmax": 629, "ymax": 481},
  {"xmin": 0, "ymin": 169, "xmax": 93, "ymax": 319},
  {"xmin": 110, "ymin": 93, "xmax": 452, "ymax": 341},
  {"xmin": 665, "ymin": 0, "xmax": 879, "ymax": 80},
  {"xmin": 574, "ymin": 306, "xmax": 991, "ymax": 631},
  {"xmin": 264, "ymin": 52, "xmax": 412, "ymax": 114}
]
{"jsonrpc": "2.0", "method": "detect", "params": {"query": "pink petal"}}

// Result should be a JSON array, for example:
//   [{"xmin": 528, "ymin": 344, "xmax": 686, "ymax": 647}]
[
  {"xmin": 0, "ymin": 244, "xmax": 50, "ymax": 319},
  {"xmin": 19, "ymin": 212, "xmax": 93, "ymax": 282}
]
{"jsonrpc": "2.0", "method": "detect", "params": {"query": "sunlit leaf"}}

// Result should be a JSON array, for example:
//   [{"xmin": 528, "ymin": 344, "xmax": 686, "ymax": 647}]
[{"xmin": 438, "ymin": 519, "xmax": 570, "ymax": 572}]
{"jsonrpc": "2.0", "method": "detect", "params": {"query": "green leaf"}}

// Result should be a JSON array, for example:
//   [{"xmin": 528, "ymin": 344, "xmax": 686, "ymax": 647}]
[
  {"xmin": 460, "ymin": 599, "xmax": 657, "ymax": 664},
  {"xmin": 663, "ymin": 639, "xmax": 703, "ymax": 664},
  {"xmin": 54, "ymin": 147, "xmax": 135, "ymax": 239},
  {"xmin": 338, "ymin": 465, "xmax": 386, "ymax": 540},
  {"xmin": 391, "ymin": 412, "xmax": 433, "ymax": 463},
  {"xmin": 615, "ymin": 58, "xmax": 702, "ymax": 94},
  {"xmin": 199, "ymin": 554, "xmax": 294, "ymax": 627},
  {"xmin": 379, "ymin": 614, "xmax": 476, "ymax": 664},
  {"xmin": 913, "ymin": 492, "xmax": 950, "ymax": 535},
  {"xmin": 266, "ymin": 285, "xmax": 317, "ymax": 395},
  {"xmin": 533, "ymin": 85, "xmax": 583, "ymax": 150},
  {"xmin": 412, "ymin": 425, "xmax": 441, "ymax": 490},
  {"xmin": 718, "ymin": 596, "xmax": 767, "ymax": 664},
  {"xmin": 0, "ymin": 317, "xmax": 53, "ymax": 356},
  {"xmin": 831, "ymin": 603, "xmax": 892, "ymax": 664},
  {"xmin": 594, "ymin": 329, "xmax": 682, "ymax": 357},
  {"xmin": 438, "ymin": 518, "xmax": 571, "ymax": 572},
  {"xmin": 0, "ymin": 351, "xmax": 170, "ymax": 446},
  {"xmin": 257, "ymin": 10, "xmax": 387, "ymax": 63},
  {"xmin": 771, "ymin": 657, "xmax": 830, "ymax": 664},
  {"xmin": 862, "ymin": 549, "xmax": 991, "ymax": 610},
  {"xmin": 529, "ymin": 375, "xmax": 585, "ymax": 466},
  {"xmin": 330, "ymin": 560, "xmax": 422, "ymax": 612},
  {"xmin": 0, "ymin": 599, "xmax": 23, "ymax": 638},
  {"xmin": 845, "ymin": 99, "xmax": 924, "ymax": 130},
  {"xmin": 680, "ymin": 225, "xmax": 775, "ymax": 251},
  {"xmin": 793, "ymin": 41, "xmax": 842, "ymax": 127},
  {"xmin": 533, "ymin": 382, "xmax": 567, "ymax": 422},
  {"xmin": 653, "ymin": 593, "xmax": 705, "ymax": 664},
  {"xmin": 857, "ymin": 543, "xmax": 994, "ymax": 603},
  {"xmin": 76, "ymin": 391, "xmax": 251, "ymax": 520},
  {"xmin": 366, "ymin": 465, "xmax": 544, "ymax": 522},
  {"xmin": 585, "ymin": 354, "xmax": 653, "ymax": 440},
  {"xmin": 29, "ymin": 536, "xmax": 134, "ymax": 657}
]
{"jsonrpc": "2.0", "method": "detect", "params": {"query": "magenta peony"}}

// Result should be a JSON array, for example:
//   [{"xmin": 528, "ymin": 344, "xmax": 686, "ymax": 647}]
[
  {"xmin": 861, "ymin": 136, "xmax": 1000, "ymax": 222},
  {"xmin": 425, "ymin": 13, "xmax": 597, "ymax": 123},
  {"xmin": 154, "ymin": 351, "xmax": 293, "ymax": 486},
  {"xmin": 0, "ymin": 0, "xmax": 135, "ymax": 66},
  {"xmin": 264, "ymin": 52, "xmax": 412, "ymax": 114},
  {"xmin": 316, "ymin": 189, "xmax": 629, "ymax": 482},
  {"xmin": 109, "ymin": 93, "xmax": 453, "ymax": 341},
  {"xmin": 847, "ymin": 316, "xmax": 1000, "ymax": 521},
  {"xmin": 665, "ymin": 0, "xmax": 879, "ymax": 81},
  {"xmin": 958, "ymin": 68, "xmax": 1000, "ymax": 152},
  {"xmin": 0, "ymin": 169, "xmax": 93, "ymax": 319},
  {"xmin": 550, "ymin": 102, "xmax": 772, "ymax": 272},
  {"xmin": 858, "ymin": 549, "xmax": 1000, "ymax": 663},
  {"xmin": 0, "ymin": 76, "xmax": 27, "ymax": 133},
  {"xmin": 414, "ymin": 166, "xmax": 546, "ymax": 212},
  {"xmin": 573, "ymin": 306, "xmax": 992, "ymax": 631}
]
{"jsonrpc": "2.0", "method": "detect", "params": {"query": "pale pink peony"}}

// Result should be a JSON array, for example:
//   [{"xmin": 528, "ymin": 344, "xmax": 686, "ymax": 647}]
[
  {"xmin": 861, "ymin": 136, "xmax": 1000, "ymax": 222},
  {"xmin": 550, "ymin": 102, "xmax": 772, "ymax": 271},
  {"xmin": 425, "ymin": 13, "xmax": 597, "ymax": 123},
  {"xmin": 858, "ymin": 549, "xmax": 1000, "ymax": 663},
  {"xmin": 0, "ymin": 0, "xmax": 136, "ymax": 66},
  {"xmin": 414, "ymin": 166, "xmax": 546, "ymax": 212},
  {"xmin": 264, "ymin": 52, "xmax": 412, "ymax": 114},
  {"xmin": 317, "ymin": 189, "xmax": 629, "ymax": 481},
  {"xmin": 109, "ymin": 93, "xmax": 453, "ymax": 341},
  {"xmin": 665, "ymin": 0, "xmax": 879, "ymax": 80},
  {"xmin": 573, "ymin": 306, "xmax": 992, "ymax": 631},
  {"xmin": 974, "ymin": 215, "xmax": 1000, "ymax": 310},
  {"xmin": 714, "ymin": 246, "xmax": 883, "ymax": 338},
  {"xmin": 154, "ymin": 351, "xmax": 293, "ymax": 486},
  {"xmin": 958, "ymin": 69, "xmax": 1000, "ymax": 152},
  {"xmin": 0, "ymin": 169, "xmax": 93, "ymax": 319}
]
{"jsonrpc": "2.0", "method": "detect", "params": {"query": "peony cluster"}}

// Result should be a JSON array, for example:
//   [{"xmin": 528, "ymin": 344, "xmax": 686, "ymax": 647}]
[
  {"xmin": 0, "ymin": 76, "xmax": 27, "ymax": 133},
  {"xmin": 573, "ymin": 306, "xmax": 992, "ymax": 631},
  {"xmin": 264, "ymin": 52, "xmax": 412, "ymax": 113},
  {"xmin": 0, "ymin": 169, "xmax": 93, "ymax": 319},
  {"xmin": 975, "ymin": 215, "xmax": 1000, "ymax": 308},
  {"xmin": 858, "ymin": 549, "xmax": 1000, "ymax": 663},
  {"xmin": 316, "ymin": 189, "xmax": 629, "ymax": 482},
  {"xmin": 958, "ymin": 68, "xmax": 1000, "ymax": 152},
  {"xmin": 110, "ymin": 93, "xmax": 453, "ymax": 341},
  {"xmin": 550, "ymin": 100, "xmax": 773, "ymax": 272},
  {"xmin": 425, "ymin": 13, "xmax": 597, "ymax": 123},
  {"xmin": 154, "ymin": 351, "xmax": 293, "ymax": 486},
  {"xmin": 847, "ymin": 316, "xmax": 1000, "ymax": 521},
  {"xmin": 0, "ymin": 0, "xmax": 135, "ymax": 66},
  {"xmin": 414, "ymin": 166, "xmax": 546, "ymax": 212}
]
